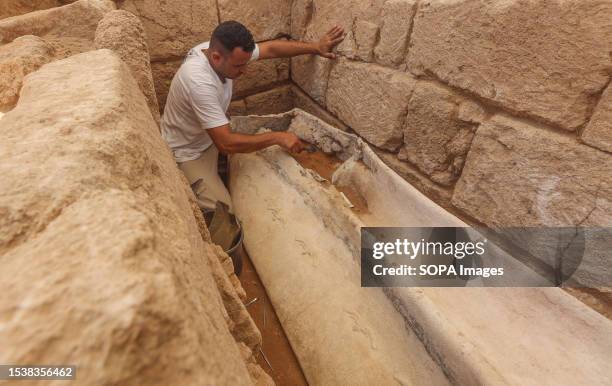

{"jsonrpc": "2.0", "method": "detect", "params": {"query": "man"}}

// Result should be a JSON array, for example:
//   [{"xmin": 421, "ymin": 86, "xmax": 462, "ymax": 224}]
[{"xmin": 161, "ymin": 20, "xmax": 344, "ymax": 213}]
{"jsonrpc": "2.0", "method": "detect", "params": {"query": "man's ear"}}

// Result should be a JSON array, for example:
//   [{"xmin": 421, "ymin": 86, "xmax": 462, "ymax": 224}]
[{"xmin": 211, "ymin": 51, "xmax": 223, "ymax": 64}]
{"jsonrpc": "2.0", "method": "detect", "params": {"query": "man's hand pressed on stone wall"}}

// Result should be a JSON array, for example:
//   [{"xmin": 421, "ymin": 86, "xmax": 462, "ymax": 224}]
[
  {"xmin": 258, "ymin": 26, "xmax": 345, "ymax": 60},
  {"xmin": 317, "ymin": 26, "xmax": 345, "ymax": 59}
]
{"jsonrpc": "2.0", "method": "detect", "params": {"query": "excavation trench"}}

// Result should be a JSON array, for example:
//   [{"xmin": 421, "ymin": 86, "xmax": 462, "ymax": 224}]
[{"xmin": 227, "ymin": 109, "xmax": 612, "ymax": 386}]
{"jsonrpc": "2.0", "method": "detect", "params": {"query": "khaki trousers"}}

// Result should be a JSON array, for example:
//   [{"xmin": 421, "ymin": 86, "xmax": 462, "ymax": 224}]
[{"xmin": 178, "ymin": 145, "xmax": 233, "ymax": 213}]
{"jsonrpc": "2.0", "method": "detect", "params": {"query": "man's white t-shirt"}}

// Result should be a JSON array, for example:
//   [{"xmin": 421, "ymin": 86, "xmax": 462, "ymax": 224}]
[{"xmin": 161, "ymin": 41, "xmax": 260, "ymax": 162}]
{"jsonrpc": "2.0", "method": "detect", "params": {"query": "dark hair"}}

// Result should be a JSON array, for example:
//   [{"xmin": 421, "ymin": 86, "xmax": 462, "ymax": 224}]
[{"xmin": 210, "ymin": 21, "xmax": 255, "ymax": 54}]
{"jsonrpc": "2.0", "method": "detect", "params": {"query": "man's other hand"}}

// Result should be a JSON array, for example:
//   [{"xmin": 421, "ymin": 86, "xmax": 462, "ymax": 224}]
[
  {"xmin": 277, "ymin": 132, "xmax": 306, "ymax": 153},
  {"xmin": 317, "ymin": 26, "xmax": 345, "ymax": 59}
]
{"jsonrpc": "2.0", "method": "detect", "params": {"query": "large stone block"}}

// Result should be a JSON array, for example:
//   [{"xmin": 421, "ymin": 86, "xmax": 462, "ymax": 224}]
[
  {"xmin": 118, "ymin": 0, "xmax": 217, "ymax": 61},
  {"xmin": 151, "ymin": 59, "xmax": 181, "ymax": 112},
  {"xmin": 95, "ymin": 10, "xmax": 160, "ymax": 123},
  {"xmin": 218, "ymin": 0, "xmax": 291, "ymax": 41},
  {"xmin": 0, "ymin": 35, "xmax": 54, "ymax": 111},
  {"xmin": 245, "ymin": 84, "xmax": 294, "ymax": 115},
  {"xmin": 352, "ymin": 19, "xmax": 378, "ymax": 62},
  {"xmin": 290, "ymin": 0, "xmax": 312, "ymax": 39},
  {"xmin": 291, "ymin": 54, "xmax": 332, "ymax": 105},
  {"xmin": 407, "ymin": 0, "xmax": 612, "ymax": 131},
  {"xmin": 374, "ymin": 149, "xmax": 454, "ymax": 208},
  {"xmin": 291, "ymin": 85, "xmax": 349, "ymax": 131},
  {"xmin": 399, "ymin": 81, "xmax": 480, "ymax": 186},
  {"xmin": 233, "ymin": 57, "xmax": 289, "ymax": 98},
  {"xmin": 452, "ymin": 114, "xmax": 612, "ymax": 227},
  {"xmin": 228, "ymin": 99, "xmax": 247, "ymax": 116},
  {"xmin": 326, "ymin": 59, "xmax": 416, "ymax": 150},
  {"xmin": 581, "ymin": 83, "xmax": 612, "ymax": 153},
  {"xmin": 373, "ymin": 0, "xmax": 417, "ymax": 67},
  {"xmin": 0, "ymin": 0, "xmax": 69, "ymax": 20},
  {"xmin": 0, "ymin": 49, "xmax": 258, "ymax": 384},
  {"xmin": 0, "ymin": 0, "xmax": 115, "ymax": 58},
  {"xmin": 293, "ymin": 0, "xmax": 385, "ymax": 58}
]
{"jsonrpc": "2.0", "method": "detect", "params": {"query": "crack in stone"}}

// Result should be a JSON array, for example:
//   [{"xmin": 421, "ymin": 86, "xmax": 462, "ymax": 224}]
[
  {"xmin": 215, "ymin": 0, "xmax": 221, "ymax": 24},
  {"xmin": 402, "ymin": 0, "xmax": 420, "ymax": 63}
]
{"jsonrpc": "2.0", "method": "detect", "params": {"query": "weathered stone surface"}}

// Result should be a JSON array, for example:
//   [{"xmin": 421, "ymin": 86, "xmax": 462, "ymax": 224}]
[
  {"xmin": 229, "ymin": 99, "xmax": 247, "ymax": 116},
  {"xmin": 294, "ymin": 0, "xmax": 385, "ymax": 56},
  {"xmin": 218, "ymin": 0, "xmax": 291, "ymax": 41},
  {"xmin": 407, "ymin": 0, "xmax": 612, "ymax": 131},
  {"xmin": 292, "ymin": 85, "xmax": 349, "ymax": 131},
  {"xmin": 453, "ymin": 114, "xmax": 612, "ymax": 227},
  {"xmin": 0, "ymin": 49, "xmax": 259, "ymax": 385},
  {"xmin": 399, "ymin": 81, "xmax": 479, "ymax": 186},
  {"xmin": 245, "ymin": 85, "xmax": 293, "ymax": 115},
  {"xmin": 375, "ymin": 149, "xmax": 453, "ymax": 208},
  {"xmin": 0, "ymin": 0, "xmax": 69, "ymax": 20},
  {"xmin": 326, "ymin": 58, "xmax": 416, "ymax": 150},
  {"xmin": 0, "ymin": 0, "xmax": 115, "ymax": 59},
  {"xmin": 151, "ymin": 59, "xmax": 181, "ymax": 112},
  {"xmin": 95, "ymin": 10, "xmax": 160, "ymax": 124},
  {"xmin": 233, "ymin": 57, "xmax": 289, "ymax": 98},
  {"xmin": 0, "ymin": 0, "xmax": 114, "ymax": 42},
  {"xmin": 0, "ymin": 35, "xmax": 54, "ymax": 111},
  {"xmin": 582, "ymin": 83, "xmax": 612, "ymax": 153},
  {"xmin": 353, "ymin": 19, "xmax": 378, "ymax": 62},
  {"xmin": 458, "ymin": 98, "xmax": 488, "ymax": 124},
  {"xmin": 118, "ymin": 0, "xmax": 217, "ymax": 61},
  {"xmin": 291, "ymin": 54, "xmax": 332, "ymax": 105},
  {"xmin": 290, "ymin": 0, "xmax": 313, "ymax": 39},
  {"xmin": 374, "ymin": 0, "xmax": 416, "ymax": 67}
]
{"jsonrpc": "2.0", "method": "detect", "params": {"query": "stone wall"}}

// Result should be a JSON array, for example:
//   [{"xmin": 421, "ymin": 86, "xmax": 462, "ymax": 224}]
[
  {"xmin": 290, "ymin": 0, "xmax": 612, "ymax": 228},
  {"xmin": 116, "ymin": 0, "xmax": 293, "ymax": 113},
  {"xmin": 0, "ymin": 0, "xmax": 75, "ymax": 20},
  {"xmin": 0, "ymin": 2, "xmax": 272, "ymax": 384}
]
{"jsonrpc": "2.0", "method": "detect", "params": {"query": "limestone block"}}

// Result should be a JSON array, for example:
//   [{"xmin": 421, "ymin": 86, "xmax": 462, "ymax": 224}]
[
  {"xmin": 291, "ymin": 54, "xmax": 332, "ymax": 105},
  {"xmin": 245, "ymin": 85, "xmax": 294, "ymax": 115},
  {"xmin": 353, "ymin": 19, "xmax": 378, "ymax": 62},
  {"xmin": 582, "ymin": 83, "xmax": 612, "ymax": 153},
  {"xmin": 326, "ymin": 58, "xmax": 416, "ymax": 150},
  {"xmin": 0, "ymin": 0, "xmax": 115, "ymax": 59},
  {"xmin": 374, "ymin": 0, "xmax": 417, "ymax": 67},
  {"xmin": 457, "ymin": 98, "xmax": 488, "ymax": 124},
  {"xmin": 290, "ymin": 0, "xmax": 313, "ymax": 39},
  {"xmin": 118, "ymin": 0, "xmax": 217, "ymax": 61},
  {"xmin": 407, "ymin": 0, "xmax": 612, "ymax": 131},
  {"xmin": 95, "ymin": 10, "xmax": 160, "ymax": 124},
  {"xmin": 0, "ymin": 35, "xmax": 54, "ymax": 111},
  {"xmin": 452, "ymin": 114, "xmax": 612, "ymax": 227},
  {"xmin": 374, "ymin": 149, "xmax": 453, "ymax": 208},
  {"xmin": 0, "ymin": 0, "xmax": 69, "ymax": 20},
  {"xmin": 0, "ymin": 49, "xmax": 256, "ymax": 385},
  {"xmin": 295, "ymin": 0, "xmax": 385, "ymax": 57},
  {"xmin": 229, "ymin": 99, "xmax": 247, "ymax": 116},
  {"xmin": 399, "ymin": 81, "xmax": 479, "ymax": 186},
  {"xmin": 218, "ymin": 0, "xmax": 291, "ymax": 41},
  {"xmin": 233, "ymin": 57, "xmax": 289, "ymax": 98},
  {"xmin": 151, "ymin": 59, "xmax": 181, "ymax": 112},
  {"xmin": 292, "ymin": 85, "xmax": 349, "ymax": 131}
]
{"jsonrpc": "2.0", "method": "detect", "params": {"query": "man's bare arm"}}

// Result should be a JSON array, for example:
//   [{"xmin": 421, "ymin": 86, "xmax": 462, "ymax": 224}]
[
  {"xmin": 258, "ymin": 26, "xmax": 344, "ymax": 59},
  {"xmin": 208, "ymin": 124, "xmax": 305, "ymax": 154}
]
